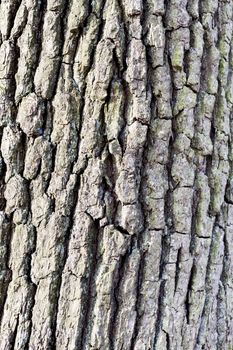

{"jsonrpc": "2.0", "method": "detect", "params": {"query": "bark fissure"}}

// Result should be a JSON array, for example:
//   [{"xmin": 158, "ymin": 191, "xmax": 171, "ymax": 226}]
[{"xmin": 0, "ymin": 0, "xmax": 233, "ymax": 349}]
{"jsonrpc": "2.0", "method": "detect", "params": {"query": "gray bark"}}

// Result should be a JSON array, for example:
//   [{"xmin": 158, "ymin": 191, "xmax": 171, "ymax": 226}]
[{"xmin": 0, "ymin": 0, "xmax": 233, "ymax": 349}]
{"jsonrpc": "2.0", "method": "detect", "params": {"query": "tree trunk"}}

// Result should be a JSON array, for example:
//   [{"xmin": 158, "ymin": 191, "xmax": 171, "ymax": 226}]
[{"xmin": 0, "ymin": 0, "xmax": 232, "ymax": 349}]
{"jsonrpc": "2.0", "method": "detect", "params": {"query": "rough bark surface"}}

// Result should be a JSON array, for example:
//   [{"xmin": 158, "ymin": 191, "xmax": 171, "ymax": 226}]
[{"xmin": 0, "ymin": 0, "xmax": 233, "ymax": 349}]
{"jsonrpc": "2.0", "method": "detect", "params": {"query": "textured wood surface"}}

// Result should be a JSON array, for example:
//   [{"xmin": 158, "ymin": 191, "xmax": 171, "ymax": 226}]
[{"xmin": 0, "ymin": 0, "xmax": 233, "ymax": 349}]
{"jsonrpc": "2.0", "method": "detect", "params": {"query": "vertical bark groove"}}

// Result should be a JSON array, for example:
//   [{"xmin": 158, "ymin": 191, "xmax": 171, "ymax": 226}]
[{"xmin": 0, "ymin": 0, "xmax": 233, "ymax": 349}]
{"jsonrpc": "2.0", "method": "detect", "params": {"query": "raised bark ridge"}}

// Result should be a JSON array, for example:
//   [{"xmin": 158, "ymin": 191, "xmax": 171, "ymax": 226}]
[{"xmin": 0, "ymin": 0, "xmax": 233, "ymax": 349}]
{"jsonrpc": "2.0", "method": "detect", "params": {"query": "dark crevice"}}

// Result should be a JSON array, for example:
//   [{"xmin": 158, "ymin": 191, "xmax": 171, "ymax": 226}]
[
  {"xmin": 189, "ymin": 177, "xmax": 199, "ymax": 255},
  {"xmin": 174, "ymin": 247, "xmax": 182, "ymax": 294},
  {"xmin": 216, "ymin": 231, "xmax": 227, "ymax": 350},
  {"xmin": 0, "ymin": 132, "xmax": 7, "ymax": 210},
  {"xmin": 225, "ymin": 50, "xmax": 233, "ymax": 206},
  {"xmin": 153, "ymin": 119, "xmax": 174, "ymax": 349},
  {"xmin": 10, "ymin": 5, "xmax": 28, "ymax": 41},
  {"xmin": 63, "ymin": 0, "xmax": 92, "ymax": 66},
  {"xmin": 185, "ymin": 262, "xmax": 196, "ymax": 324},
  {"xmin": 0, "ymin": 215, "xmax": 14, "ymax": 326},
  {"xmin": 156, "ymin": 232, "xmax": 169, "ymax": 296},
  {"xmin": 47, "ymin": 0, "xmax": 70, "ymax": 101},
  {"xmin": 115, "ymin": 225, "xmax": 131, "ymax": 236},
  {"xmin": 207, "ymin": 86, "xmax": 220, "ymax": 217},
  {"xmin": 18, "ymin": 128, "xmax": 27, "ymax": 176},
  {"xmin": 166, "ymin": 331, "xmax": 170, "ymax": 350},
  {"xmin": 195, "ymin": 214, "xmax": 224, "ymax": 348},
  {"xmin": 24, "ymin": 281, "xmax": 37, "ymax": 350},
  {"xmin": 49, "ymin": 273, "xmax": 62, "ymax": 350},
  {"xmin": 23, "ymin": 283, "xmax": 37, "ymax": 350},
  {"xmin": 129, "ymin": 250, "xmax": 146, "ymax": 350},
  {"xmin": 103, "ymin": 152, "xmax": 119, "ymax": 224},
  {"xmin": 183, "ymin": 48, "xmax": 190, "ymax": 81},
  {"xmin": 44, "ymin": 143, "xmax": 57, "ymax": 194},
  {"xmin": 10, "ymin": 314, "xmax": 19, "ymax": 350},
  {"xmin": 17, "ymin": 179, "xmax": 38, "ymax": 349},
  {"xmin": 49, "ymin": 4, "xmax": 109, "ymax": 346},
  {"xmin": 166, "ymin": 46, "xmax": 177, "ymax": 112},
  {"xmin": 40, "ymin": 99, "xmax": 49, "ymax": 136},
  {"xmin": 71, "ymin": 0, "xmax": 107, "ymax": 170},
  {"xmin": 117, "ymin": 82, "xmax": 130, "ymax": 153},
  {"xmin": 79, "ymin": 217, "xmax": 101, "ymax": 350},
  {"xmin": 73, "ymin": 0, "xmax": 106, "ymax": 95},
  {"xmin": 115, "ymin": 0, "xmax": 129, "ymax": 154},
  {"xmin": 95, "ymin": 99, "xmax": 110, "ymax": 159},
  {"xmin": 50, "ymin": 171, "xmax": 83, "ymax": 349},
  {"xmin": 4, "ymin": 0, "xmax": 22, "ymax": 40},
  {"xmin": 27, "ymin": 0, "xmax": 47, "ymax": 98},
  {"xmin": 153, "ymin": 279, "xmax": 166, "ymax": 349},
  {"xmin": 205, "ymin": 154, "xmax": 213, "ymax": 177},
  {"xmin": 109, "ymin": 239, "xmax": 133, "ymax": 350}
]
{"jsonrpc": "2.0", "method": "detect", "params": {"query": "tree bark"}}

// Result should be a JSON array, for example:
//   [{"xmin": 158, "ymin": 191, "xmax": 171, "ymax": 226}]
[{"xmin": 0, "ymin": 0, "xmax": 232, "ymax": 349}]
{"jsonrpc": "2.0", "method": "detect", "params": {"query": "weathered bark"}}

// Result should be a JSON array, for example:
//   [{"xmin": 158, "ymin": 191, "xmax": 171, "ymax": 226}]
[{"xmin": 0, "ymin": 0, "xmax": 232, "ymax": 349}]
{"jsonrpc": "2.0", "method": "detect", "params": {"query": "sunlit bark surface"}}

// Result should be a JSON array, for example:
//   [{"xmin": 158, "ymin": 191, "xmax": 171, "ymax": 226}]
[{"xmin": 0, "ymin": 0, "xmax": 233, "ymax": 349}]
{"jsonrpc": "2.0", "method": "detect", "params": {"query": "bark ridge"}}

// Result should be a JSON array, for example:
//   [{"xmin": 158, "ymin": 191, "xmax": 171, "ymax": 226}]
[{"xmin": 0, "ymin": 0, "xmax": 233, "ymax": 349}]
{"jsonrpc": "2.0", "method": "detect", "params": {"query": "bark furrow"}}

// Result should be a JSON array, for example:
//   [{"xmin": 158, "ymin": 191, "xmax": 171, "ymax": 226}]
[{"xmin": 0, "ymin": 0, "xmax": 232, "ymax": 349}]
